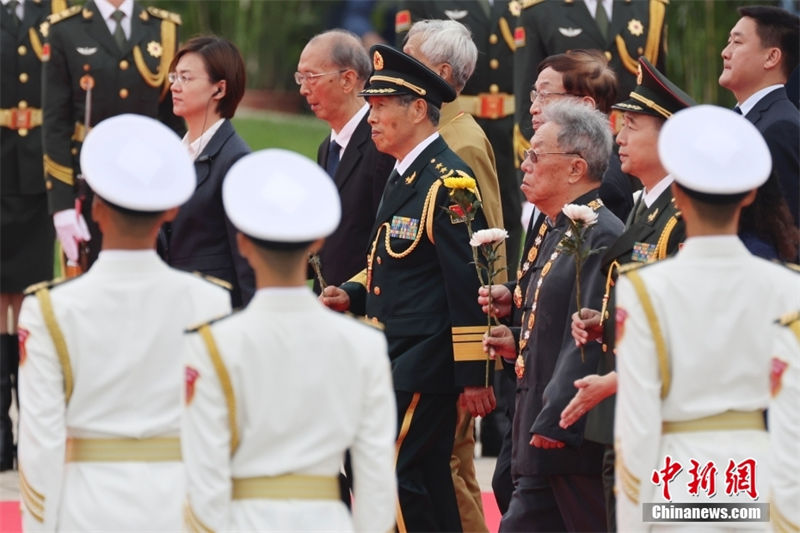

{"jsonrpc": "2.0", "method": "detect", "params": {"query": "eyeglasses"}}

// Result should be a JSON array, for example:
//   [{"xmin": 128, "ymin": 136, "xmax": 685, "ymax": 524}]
[
  {"xmin": 530, "ymin": 89, "xmax": 570, "ymax": 103},
  {"xmin": 294, "ymin": 69, "xmax": 346, "ymax": 86},
  {"xmin": 523, "ymin": 149, "xmax": 582, "ymax": 164},
  {"xmin": 168, "ymin": 72, "xmax": 209, "ymax": 86}
]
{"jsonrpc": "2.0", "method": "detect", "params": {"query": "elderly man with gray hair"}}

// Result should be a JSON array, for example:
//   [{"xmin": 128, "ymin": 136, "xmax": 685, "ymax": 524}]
[
  {"xmin": 483, "ymin": 101, "xmax": 624, "ymax": 532},
  {"xmin": 403, "ymin": 19, "xmax": 506, "ymax": 532}
]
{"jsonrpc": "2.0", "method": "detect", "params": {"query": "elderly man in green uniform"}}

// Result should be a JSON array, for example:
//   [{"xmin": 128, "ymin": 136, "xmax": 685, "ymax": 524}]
[
  {"xmin": 562, "ymin": 56, "xmax": 694, "ymax": 532},
  {"xmin": 397, "ymin": 1, "xmax": 521, "ymax": 275},
  {"xmin": 0, "ymin": 0, "xmax": 68, "ymax": 473},
  {"xmin": 321, "ymin": 44, "xmax": 495, "ymax": 532},
  {"xmin": 42, "ymin": 0, "xmax": 182, "ymax": 271},
  {"xmin": 512, "ymin": 0, "xmax": 668, "ymax": 164}
]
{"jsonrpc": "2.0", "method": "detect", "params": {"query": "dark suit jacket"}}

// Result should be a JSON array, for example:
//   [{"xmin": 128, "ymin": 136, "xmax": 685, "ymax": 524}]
[
  {"xmin": 744, "ymin": 87, "xmax": 800, "ymax": 228},
  {"xmin": 342, "ymin": 136, "xmax": 489, "ymax": 393},
  {"xmin": 162, "ymin": 120, "xmax": 254, "ymax": 308},
  {"xmin": 315, "ymin": 114, "xmax": 394, "ymax": 290},
  {"xmin": 513, "ymin": 189, "xmax": 624, "ymax": 477}
]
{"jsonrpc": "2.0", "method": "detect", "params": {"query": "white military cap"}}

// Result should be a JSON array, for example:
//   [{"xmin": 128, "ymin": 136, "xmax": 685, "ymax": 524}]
[
  {"xmin": 658, "ymin": 105, "xmax": 771, "ymax": 195},
  {"xmin": 222, "ymin": 149, "xmax": 341, "ymax": 242},
  {"xmin": 80, "ymin": 114, "xmax": 195, "ymax": 211}
]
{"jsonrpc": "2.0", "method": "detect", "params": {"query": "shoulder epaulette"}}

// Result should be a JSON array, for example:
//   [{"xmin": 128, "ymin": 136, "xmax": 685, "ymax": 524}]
[
  {"xmin": 193, "ymin": 272, "xmax": 233, "ymax": 291},
  {"xmin": 776, "ymin": 310, "xmax": 800, "ymax": 327},
  {"xmin": 47, "ymin": 4, "xmax": 80, "ymax": 25},
  {"xmin": 347, "ymin": 313, "xmax": 385, "ymax": 331},
  {"xmin": 146, "ymin": 6, "xmax": 182, "ymax": 25},
  {"xmin": 185, "ymin": 312, "xmax": 236, "ymax": 333},
  {"xmin": 23, "ymin": 277, "xmax": 72, "ymax": 296}
]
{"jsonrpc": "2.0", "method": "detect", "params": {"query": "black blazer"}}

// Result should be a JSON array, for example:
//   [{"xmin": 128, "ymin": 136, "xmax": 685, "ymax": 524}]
[
  {"xmin": 315, "ymin": 114, "xmax": 394, "ymax": 289},
  {"xmin": 162, "ymin": 120, "xmax": 254, "ymax": 308},
  {"xmin": 743, "ymin": 87, "xmax": 800, "ymax": 227}
]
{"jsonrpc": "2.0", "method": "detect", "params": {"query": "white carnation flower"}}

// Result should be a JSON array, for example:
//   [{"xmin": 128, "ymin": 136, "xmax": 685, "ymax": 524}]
[
  {"xmin": 469, "ymin": 228, "xmax": 509, "ymax": 247},
  {"xmin": 562, "ymin": 203, "xmax": 598, "ymax": 225}
]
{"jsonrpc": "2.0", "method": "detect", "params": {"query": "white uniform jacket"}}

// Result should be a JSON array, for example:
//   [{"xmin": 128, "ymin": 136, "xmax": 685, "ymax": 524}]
[
  {"xmin": 17, "ymin": 250, "xmax": 231, "ymax": 531},
  {"xmin": 182, "ymin": 287, "xmax": 397, "ymax": 532},
  {"xmin": 614, "ymin": 237, "xmax": 800, "ymax": 531},
  {"xmin": 769, "ymin": 310, "xmax": 800, "ymax": 533}
]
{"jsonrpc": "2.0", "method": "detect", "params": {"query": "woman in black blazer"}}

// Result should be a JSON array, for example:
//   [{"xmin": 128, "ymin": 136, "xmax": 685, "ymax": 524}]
[{"xmin": 162, "ymin": 36, "xmax": 254, "ymax": 307}]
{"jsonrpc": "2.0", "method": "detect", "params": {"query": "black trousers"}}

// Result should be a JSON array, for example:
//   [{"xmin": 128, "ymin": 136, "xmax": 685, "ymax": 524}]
[
  {"xmin": 0, "ymin": 333, "xmax": 19, "ymax": 468},
  {"xmin": 395, "ymin": 391, "xmax": 461, "ymax": 533},
  {"xmin": 500, "ymin": 473, "xmax": 606, "ymax": 532}
]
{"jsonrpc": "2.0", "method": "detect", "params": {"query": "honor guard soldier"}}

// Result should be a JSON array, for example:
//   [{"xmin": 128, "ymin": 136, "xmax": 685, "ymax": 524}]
[
  {"xmin": 321, "ymin": 44, "xmax": 496, "ymax": 532},
  {"xmin": 397, "ymin": 1, "xmax": 523, "ymax": 274},
  {"xmin": 16, "ymin": 114, "xmax": 232, "ymax": 531},
  {"xmin": 182, "ymin": 149, "xmax": 397, "ymax": 532},
  {"xmin": 614, "ymin": 105, "xmax": 800, "ymax": 531},
  {"xmin": 1, "ymin": 0, "xmax": 68, "ymax": 472},
  {"xmin": 512, "ymin": 0, "xmax": 668, "ymax": 164},
  {"xmin": 42, "ymin": 0, "xmax": 183, "ymax": 271}
]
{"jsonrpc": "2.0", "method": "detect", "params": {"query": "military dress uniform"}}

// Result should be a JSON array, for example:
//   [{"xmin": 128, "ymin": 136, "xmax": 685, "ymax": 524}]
[
  {"xmin": 0, "ymin": 0, "xmax": 66, "ymax": 473},
  {"xmin": 396, "ymin": 0, "xmax": 522, "ymax": 273},
  {"xmin": 182, "ymin": 149, "xmax": 397, "ymax": 533},
  {"xmin": 16, "ymin": 114, "xmax": 232, "ymax": 531},
  {"xmin": 769, "ymin": 310, "xmax": 800, "ymax": 533},
  {"xmin": 41, "ymin": 1, "xmax": 182, "ymax": 264},
  {"xmin": 614, "ymin": 105, "xmax": 800, "ymax": 532},
  {"xmin": 512, "ymin": 0, "xmax": 668, "ymax": 160}
]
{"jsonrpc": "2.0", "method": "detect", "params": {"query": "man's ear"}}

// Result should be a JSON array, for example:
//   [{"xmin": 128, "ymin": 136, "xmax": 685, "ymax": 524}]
[
  {"xmin": 411, "ymin": 98, "xmax": 428, "ymax": 124},
  {"xmin": 340, "ymin": 68, "xmax": 358, "ymax": 93},
  {"xmin": 763, "ymin": 47, "xmax": 782, "ymax": 72},
  {"xmin": 567, "ymin": 156, "xmax": 588, "ymax": 183}
]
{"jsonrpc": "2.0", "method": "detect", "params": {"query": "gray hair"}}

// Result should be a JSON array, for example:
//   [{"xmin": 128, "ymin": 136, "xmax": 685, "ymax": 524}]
[
  {"xmin": 406, "ymin": 19, "xmax": 477, "ymax": 92},
  {"xmin": 541, "ymin": 101, "xmax": 612, "ymax": 181},
  {"xmin": 309, "ymin": 29, "xmax": 371, "ymax": 82},
  {"xmin": 397, "ymin": 93, "xmax": 441, "ymax": 126}
]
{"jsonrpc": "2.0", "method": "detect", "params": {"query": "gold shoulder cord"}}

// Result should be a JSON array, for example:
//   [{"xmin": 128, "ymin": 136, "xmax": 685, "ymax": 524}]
[
  {"xmin": 35, "ymin": 289, "xmax": 74, "ymax": 404},
  {"xmin": 133, "ymin": 19, "xmax": 176, "ymax": 100},
  {"xmin": 29, "ymin": 28, "xmax": 44, "ymax": 60},
  {"xmin": 198, "ymin": 325, "xmax": 240, "ymax": 456},
  {"xmin": 654, "ymin": 215, "xmax": 678, "ymax": 260},
  {"xmin": 626, "ymin": 270, "xmax": 671, "ymax": 399},
  {"xmin": 383, "ymin": 180, "xmax": 439, "ymax": 258}
]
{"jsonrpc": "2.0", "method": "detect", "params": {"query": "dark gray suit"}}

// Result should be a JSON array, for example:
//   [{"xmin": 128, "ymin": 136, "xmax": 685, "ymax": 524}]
[
  {"xmin": 314, "ymin": 113, "xmax": 394, "ymax": 290},
  {"xmin": 161, "ymin": 119, "xmax": 254, "ymax": 308}
]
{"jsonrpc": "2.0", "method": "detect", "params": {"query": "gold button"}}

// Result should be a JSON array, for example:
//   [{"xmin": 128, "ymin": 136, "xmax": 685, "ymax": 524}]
[
  {"xmin": 18, "ymin": 128, "xmax": 28, "ymax": 137},
  {"xmin": 373, "ymin": 286, "xmax": 381, "ymax": 295},
  {"xmin": 489, "ymin": 84, "xmax": 499, "ymax": 94},
  {"xmin": 119, "ymin": 88, "xmax": 129, "ymax": 99},
  {"xmin": 490, "ymin": 59, "xmax": 499, "ymax": 70},
  {"xmin": 71, "ymin": 147, "xmax": 78, "ymax": 155},
  {"xmin": 376, "ymin": 256, "xmax": 382, "ymax": 265},
  {"xmin": 83, "ymin": 64, "xmax": 90, "ymax": 72},
  {"xmin": 18, "ymin": 100, "xmax": 27, "ymax": 109},
  {"xmin": 46, "ymin": 181, "xmax": 53, "ymax": 190},
  {"xmin": 119, "ymin": 60, "xmax": 129, "ymax": 70},
  {"xmin": 489, "ymin": 34, "xmax": 498, "ymax": 44},
  {"xmin": 605, "ymin": 51, "xmax": 612, "ymax": 61},
  {"xmin": 18, "ymin": 45, "xmax": 26, "ymax": 55},
  {"xmin": 637, "ymin": 47, "xmax": 643, "ymax": 55},
  {"xmin": 19, "ymin": 72, "xmax": 29, "ymax": 83}
]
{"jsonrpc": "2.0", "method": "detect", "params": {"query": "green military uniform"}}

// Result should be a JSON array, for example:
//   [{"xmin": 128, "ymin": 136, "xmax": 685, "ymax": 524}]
[
  {"xmin": 1, "ymin": 0, "xmax": 67, "ymax": 472},
  {"xmin": 512, "ymin": 0, "xmax": 668, "ymax": 162},
  {"xmin": 396, "ymin": 1, "xmax": 522, "ymax": 273},
  {"xmin": 41, "ymin": 0, "xmax": 181, "ymax": 263}
]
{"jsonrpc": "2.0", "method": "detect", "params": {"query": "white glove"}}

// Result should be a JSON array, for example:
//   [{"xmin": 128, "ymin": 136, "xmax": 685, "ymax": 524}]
[{"xmin": 53, "ymin": 209, "xmax": 91, "ymax": 263}]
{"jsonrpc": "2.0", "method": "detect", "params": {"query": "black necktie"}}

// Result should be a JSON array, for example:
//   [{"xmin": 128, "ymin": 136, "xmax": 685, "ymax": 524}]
[
  {"xmin": 6, "ymin": 0, "xmax": 20, "ymax": 34},
  {"xmin": 595, "ymin": 1, "xmax": 609, "ymax": 40},
  {"xmin": 325, "ymin": 140, "xmax": 340, "ymax": 177},
  {"xmin": 377, "ymin": 168, "xmax": 401, "ymax": 214},
  {"xmin": 111, "ymin": 9, "xmax": 126, "ymax": 51},
  {"xmin": 633, "ymin": 194, "xmax": 648, "ymax": 224},
  {"xmin": 733, "ymin": 105, "xmax": 742, "ymax": 115}
]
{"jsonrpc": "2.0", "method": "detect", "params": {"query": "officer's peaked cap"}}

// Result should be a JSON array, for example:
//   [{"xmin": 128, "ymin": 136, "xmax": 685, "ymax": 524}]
[{"xmin": 612, "ymin": 57, "xmax": 697, "ymax": 119}]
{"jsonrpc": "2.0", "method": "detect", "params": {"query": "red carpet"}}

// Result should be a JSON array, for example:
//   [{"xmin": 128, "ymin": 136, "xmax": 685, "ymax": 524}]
[{"xmin": 2, "ymin": 496, "xmax": 501, "ymax": 532}]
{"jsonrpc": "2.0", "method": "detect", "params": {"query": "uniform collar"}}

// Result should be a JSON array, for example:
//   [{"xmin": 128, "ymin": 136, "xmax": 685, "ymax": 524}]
[
  {"xmin": 678, "ymin": 235, "xmax": 750, "ymax": 259},
  {"xmin": 395, "ymin": 131, "xmax": 440, "ymax": 175}
]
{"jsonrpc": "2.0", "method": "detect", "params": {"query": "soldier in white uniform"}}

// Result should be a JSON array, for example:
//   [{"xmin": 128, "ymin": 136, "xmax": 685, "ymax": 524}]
[
  {"xmin": 16, "ymin": 114, "xmax": 232, "ymax": 531},
  {"xmin": 614, "ymin": 105, "xmax": 800, "ymax": 531},
  {"xmin": 769, "ymin": 309, "xmax": 800, "ymax": 533},
  {"xmin": 181, "ymin": 149, "xmax": 397, "ymax": 532}
]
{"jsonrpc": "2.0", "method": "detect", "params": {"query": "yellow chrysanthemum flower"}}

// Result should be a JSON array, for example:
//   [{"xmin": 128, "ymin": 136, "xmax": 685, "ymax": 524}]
[{"xmin": 442, "ymin": 175, "xmax": 477, "ymax": 193}]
